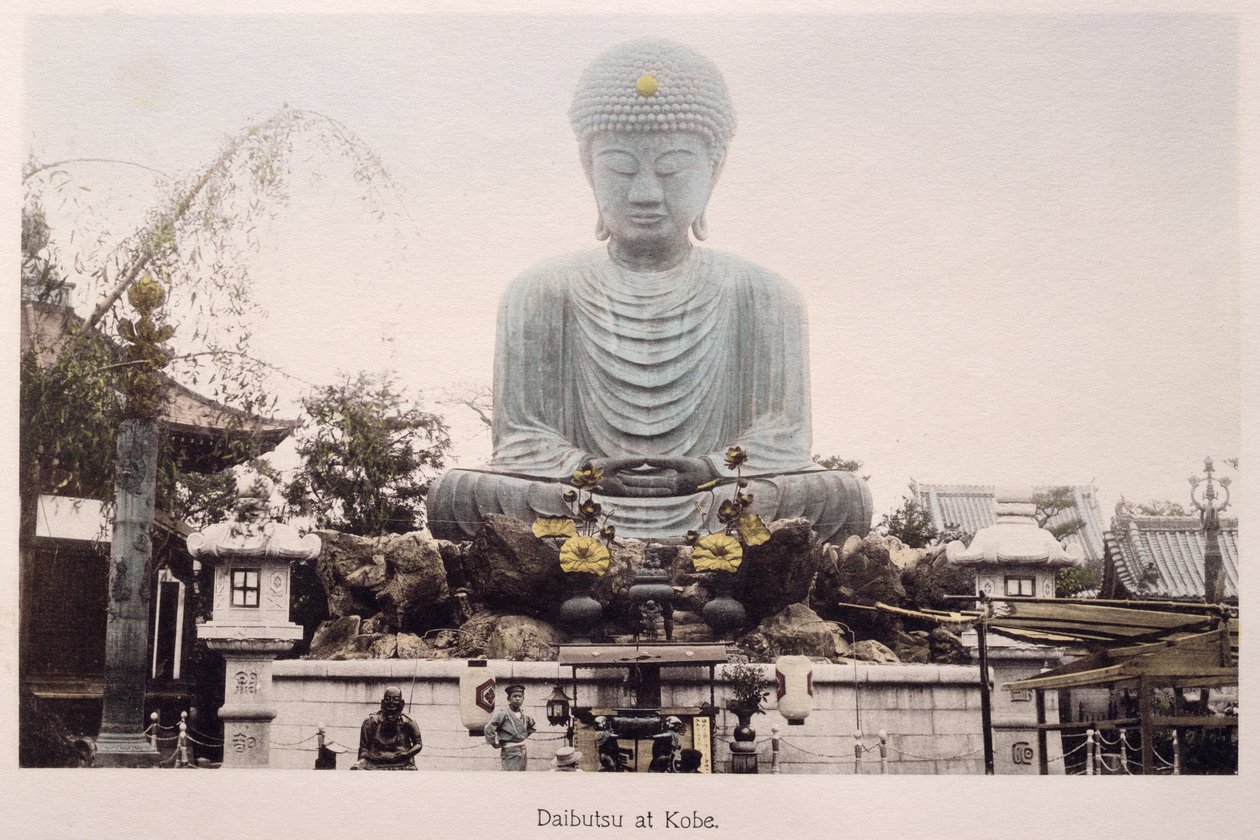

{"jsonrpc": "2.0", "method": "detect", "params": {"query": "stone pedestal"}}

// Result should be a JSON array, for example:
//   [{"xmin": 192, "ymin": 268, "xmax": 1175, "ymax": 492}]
[{"xmin": 204, "ymin": 637, "xmax": 298, "ymax": 768}]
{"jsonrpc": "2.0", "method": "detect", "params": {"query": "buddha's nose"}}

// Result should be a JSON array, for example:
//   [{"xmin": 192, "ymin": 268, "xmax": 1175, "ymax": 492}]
[{"xmin": 628, "ymin": 170, "xmax": 664, "ymax": 204}]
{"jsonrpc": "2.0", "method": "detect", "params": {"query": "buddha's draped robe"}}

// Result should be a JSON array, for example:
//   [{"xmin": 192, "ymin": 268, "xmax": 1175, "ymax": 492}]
[{"xmin": 427, "ymin": 248, "xmax": 871, "ymax": 543}]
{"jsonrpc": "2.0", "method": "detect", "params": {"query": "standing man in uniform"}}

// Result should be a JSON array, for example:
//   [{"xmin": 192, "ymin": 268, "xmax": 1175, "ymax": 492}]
[{"xmin": 484, "ymin": 684, "xmax": 536, "ymax": 770}]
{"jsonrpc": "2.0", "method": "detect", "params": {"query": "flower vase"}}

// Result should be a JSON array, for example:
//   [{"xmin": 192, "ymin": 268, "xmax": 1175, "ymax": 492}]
[
  {"xmin": 702, "ymin": 571, "xmax": 745, "ymax": 641},
  {"xmin": 559, "ymin": 573, "xmax": 603, "ymax": 643}
]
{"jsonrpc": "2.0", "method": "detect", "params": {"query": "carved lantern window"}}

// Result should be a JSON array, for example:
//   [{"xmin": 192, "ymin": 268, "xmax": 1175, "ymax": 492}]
[
  {"xmin": 230, "ymin": 568, "xmax": 262, "ymax": 608},
  {"xmin": 1004, "ymin": 575, "xmax": 1035, "ymax": 597}
]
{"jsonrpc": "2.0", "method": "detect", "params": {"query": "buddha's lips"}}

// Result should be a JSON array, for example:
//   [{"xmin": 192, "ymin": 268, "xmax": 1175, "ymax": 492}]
[{"xmin": 628, "ymin": 213, "xmax": 666, "ymax": 223}]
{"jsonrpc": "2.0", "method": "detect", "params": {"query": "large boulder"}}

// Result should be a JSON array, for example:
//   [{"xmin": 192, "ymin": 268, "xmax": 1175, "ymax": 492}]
[
  {"xmin": 887, "ymin": 536, "xmax": 942, "ymax": 573},
  {"xmin": 454, "ymin": 610, "xmax": 560, "ymax": 660},
  {"xmin": 485, "ymin": 615, "xmax": 563, "ymax": 661},
  {"xmin": 464, "ymin": 516, "xmax": 566, "ymax": 616},
  {"xmin": 812, "ymin": 535, "xmax": 908, "ymax": 641},
  {"xmin": 929, "ymin": 627, "xmax": 969, "ymax": 664},
  {"xmin": 374, "ymin": 531, "xmax": 451, "ymax": 630},
  {"xmin": 850, "ymin": 639, "xmax": 900, "ymax": 663},
  {"xmin": 314, "ymin": 530, "xmax": 450, "ymax": 631},
  {"xmin": 315, "ymin": 531, "xmax": 385, "ymax": 618},
  {"xmin": 308, "ymin": 615, "xmax": 362, "ymax": 659},
  {"xmin": 736, "ymin": 603, "xmax": 851, "ymax": 662},
  {"xmin": 901, "ymin": 552, "xmax": 976, "ymax": 612},
  {"xmin": 889, "ymin": 628, "xmax": 931, "ymax": 664},
  {"xmin": 735, "ymin": 518, "xmax": 821, "ymax": 622}
]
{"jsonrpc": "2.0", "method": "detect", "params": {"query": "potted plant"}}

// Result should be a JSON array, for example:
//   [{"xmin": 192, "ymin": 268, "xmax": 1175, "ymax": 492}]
[{"xmin": 723, "ymin": 662, "xmax": 767, "ymax": 772}]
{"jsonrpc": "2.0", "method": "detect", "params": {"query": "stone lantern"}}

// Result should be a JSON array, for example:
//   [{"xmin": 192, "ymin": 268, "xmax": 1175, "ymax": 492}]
[
  {"xmin": 945, "ymin": 486, "xmax": 1082, "ymax": 774},
  {"xmin": 187, "ymin": 487, "xmax": 320, "ymax": 768},
  {"xmin": 945, "ymin": 487, "xmax": 1083, "ymax": 603}
]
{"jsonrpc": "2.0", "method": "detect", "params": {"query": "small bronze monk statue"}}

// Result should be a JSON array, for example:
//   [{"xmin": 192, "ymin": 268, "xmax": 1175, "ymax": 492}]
[{"xmin": 355, "ymin": 687, "xmax": 423, "ymax": 770}]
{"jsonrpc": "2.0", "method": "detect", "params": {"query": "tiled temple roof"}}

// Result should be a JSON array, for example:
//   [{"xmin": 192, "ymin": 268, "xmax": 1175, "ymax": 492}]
[
  {"xmin": 1101, "ymin": 511, "xmax": 1239, "ymax": 602},
  {"xmin": 914, "ymin": 483, "xmax": 1106, "ymax": 564}
]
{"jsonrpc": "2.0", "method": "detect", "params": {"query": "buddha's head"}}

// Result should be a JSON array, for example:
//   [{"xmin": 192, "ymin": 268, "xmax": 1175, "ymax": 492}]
[{"xmin": 570, "ymin": 40, "xmax": 736, "ymax": 264}]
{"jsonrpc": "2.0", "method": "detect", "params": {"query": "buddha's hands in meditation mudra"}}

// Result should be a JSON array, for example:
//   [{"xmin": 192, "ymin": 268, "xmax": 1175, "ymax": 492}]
[{"xmin": 587, "ymin": 457, "xmax": 720, "ymax": 498}]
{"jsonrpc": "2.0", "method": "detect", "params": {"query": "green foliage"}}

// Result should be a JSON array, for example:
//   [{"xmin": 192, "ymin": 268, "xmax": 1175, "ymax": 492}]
[
  {"xmin": 284, "ymin": 372, "xmax": 452, "ymax": 536},
  {"xmin": 20, "ymin": 336, "xmax": 122, "ymax": 502},
  {"xmin": 1031, "ymin": 487, "xmax": 1084, "ymax": 541},
  {"xmin": 1055, "ymin": 565, "xmax": 1100, "ymax": 598},
  {"xmin": 812, "ymin": 453, "xmax": 870, "ymax": 482},
  {"xmin": 723, "ymin": 662, "xmax": 768, "ymax": 714},
  {"xmin": 879, "ymin": 488, "xmax": 939, "ymax": 549}
]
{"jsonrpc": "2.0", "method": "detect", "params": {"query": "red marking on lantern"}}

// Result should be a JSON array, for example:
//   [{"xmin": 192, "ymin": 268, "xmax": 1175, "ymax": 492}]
[
  {"xmin": 776, "ymin": 670, "xmax": 786, "ymax": 700},
  {"xmin": 476, "ymin": 679, "xmax": 496, "ymax": 713}
]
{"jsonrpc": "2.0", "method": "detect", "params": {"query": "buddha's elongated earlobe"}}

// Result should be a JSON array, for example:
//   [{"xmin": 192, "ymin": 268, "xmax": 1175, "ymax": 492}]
[
  {"xmin": 691, "ymin": 210, "xmax": 708, "ymax": 241},
  {"xmin": 595, "ymin": 211, "xmax": 610, "ymax": 241}
]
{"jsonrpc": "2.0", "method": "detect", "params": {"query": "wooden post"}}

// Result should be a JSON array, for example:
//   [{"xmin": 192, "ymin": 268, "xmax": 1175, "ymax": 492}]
[
  {"xmin": 96, "ymin": 418, "xmax": 161, "ymax": 767},
  {"xmin": 1035, "ymin": 689, "xmax": 1049, "ymax": 776},
  {"xmin": 878, "ymin": 730, "xmax": 889, "ymax": 775},
  {"xmin": 1119, "ymin": 727, "xmax": 1129, "ymax": 773},
  {"xmin": 1139, "ymin": 677, "xmax": 1155, "ymax": 775},
  {"xmin": 976, "ymin": 598, "xmax": 995, "ymax": 775},
  {"xmin": 770, "ymin": 726, "xmax": 780, "ymax": 774},
  {"xmin": 853, "ymin": 731, "xmax": 863, "ymax": 775}
]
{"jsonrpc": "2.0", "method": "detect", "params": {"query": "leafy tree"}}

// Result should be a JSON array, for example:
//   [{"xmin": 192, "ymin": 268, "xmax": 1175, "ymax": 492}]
[
  {"xmin": 1055, "ymin": 565, "xmax": 1100, "ymax": 598},
  {"xmin": 1031, "ymin": 486, "xmax": 1084, "ymax": 541},
  {"xmin": 20, "ymin": 108, "xmax": 408, "ymax": 751},
  {"xmin": 878, "ymin": 487, "xmax": 939, "ymax": 548},
  {"xmin": 812, "ymin": 454, "xmax": 870, "ymax": 482},
  {"xmin": 284, "ymin": 373, "xmax": 452, "ymax": 535},
  {"xmin": 439, "ymin": 380, "xmax": 494, "ymax": 430}
]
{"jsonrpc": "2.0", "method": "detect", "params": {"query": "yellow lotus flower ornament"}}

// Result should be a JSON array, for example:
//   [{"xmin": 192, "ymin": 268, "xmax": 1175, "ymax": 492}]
[
  {"xmin": 736, "ymin": 514, "xmax": 771, "ymax": 547},
  {"xmin": 532, "ymin": 517, "xmax": 578, "ymax": 539},
  {"xmin": 559, "ymin": 535, "xmax": 612, "ymax": 576},
  {"xmin": 691, "ymin": 533, "xmax": 744, "ymax": 573}
]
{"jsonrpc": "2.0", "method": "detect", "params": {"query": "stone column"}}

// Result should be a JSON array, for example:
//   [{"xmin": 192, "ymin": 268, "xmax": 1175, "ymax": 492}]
[{"xmin": 97, "ymin": 419, "xmax": 161, "ymax": 767}]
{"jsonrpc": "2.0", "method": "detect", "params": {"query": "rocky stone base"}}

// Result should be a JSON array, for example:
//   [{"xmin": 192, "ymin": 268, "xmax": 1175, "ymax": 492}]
[{"xmin": 305, "ymin": 517, "xmax": 976, "ymax": 665}]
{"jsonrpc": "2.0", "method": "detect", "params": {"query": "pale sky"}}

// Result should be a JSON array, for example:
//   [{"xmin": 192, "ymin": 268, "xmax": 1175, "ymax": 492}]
[{"xmin": 19, "ymin": 10, "xmax": 1244, "ymax": 522}]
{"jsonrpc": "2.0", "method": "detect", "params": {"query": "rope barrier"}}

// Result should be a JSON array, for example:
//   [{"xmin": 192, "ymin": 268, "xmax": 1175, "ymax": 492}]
[
  {"xmin": 184, "ymin": 734, "xmax": 224, "ymax": 749},
  {"xmin": 885, "ymin": 743, "xmax": 986, "ymax": 762},
  {"xmin": 269, "ymin": 732, "xmax": 320, "ymax": 748},
  {"xmin": 1044, "ymin": 741, "xmax": 1087, "ymax": 764},
  {"xmin": 186, "ymin": 726, "xmax": 223, "ymax": 745}
]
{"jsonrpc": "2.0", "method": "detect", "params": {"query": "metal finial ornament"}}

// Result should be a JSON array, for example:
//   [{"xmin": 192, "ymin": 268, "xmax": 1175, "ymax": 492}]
[
  {"xmin": 1189, "ymin": 456, "xmax": 1231, "ymax": 603},
  {"xmin": 636, "ymin": 74, "xmax": 658, "ymax": 97}
]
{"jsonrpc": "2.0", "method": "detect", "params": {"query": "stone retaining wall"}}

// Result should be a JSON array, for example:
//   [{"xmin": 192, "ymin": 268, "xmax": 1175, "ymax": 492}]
[{"xmin": 269, "ymin": 659, "xmax": 990, "ymax": 774}]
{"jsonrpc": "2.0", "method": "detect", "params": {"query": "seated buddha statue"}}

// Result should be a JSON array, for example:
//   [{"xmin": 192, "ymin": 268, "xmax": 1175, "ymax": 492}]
[{"xmin": 427, "ymin": 39, "xmax": 871, "ymax": 544}]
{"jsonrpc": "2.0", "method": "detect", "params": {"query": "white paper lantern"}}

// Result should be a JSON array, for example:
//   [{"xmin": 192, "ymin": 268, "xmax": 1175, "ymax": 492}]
[
  {"xmin": 775, "ymin": 655, "xmax": 813, "ymax": 725},
  {"xmin": 459, "ymin": 659, "xmax": 497, "ymax": 736}
]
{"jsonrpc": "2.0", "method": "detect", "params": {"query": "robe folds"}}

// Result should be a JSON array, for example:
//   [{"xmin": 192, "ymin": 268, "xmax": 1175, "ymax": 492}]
[{"xmin": 427, "ymin": 248, "xmax": 871, "ymax": 543}]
